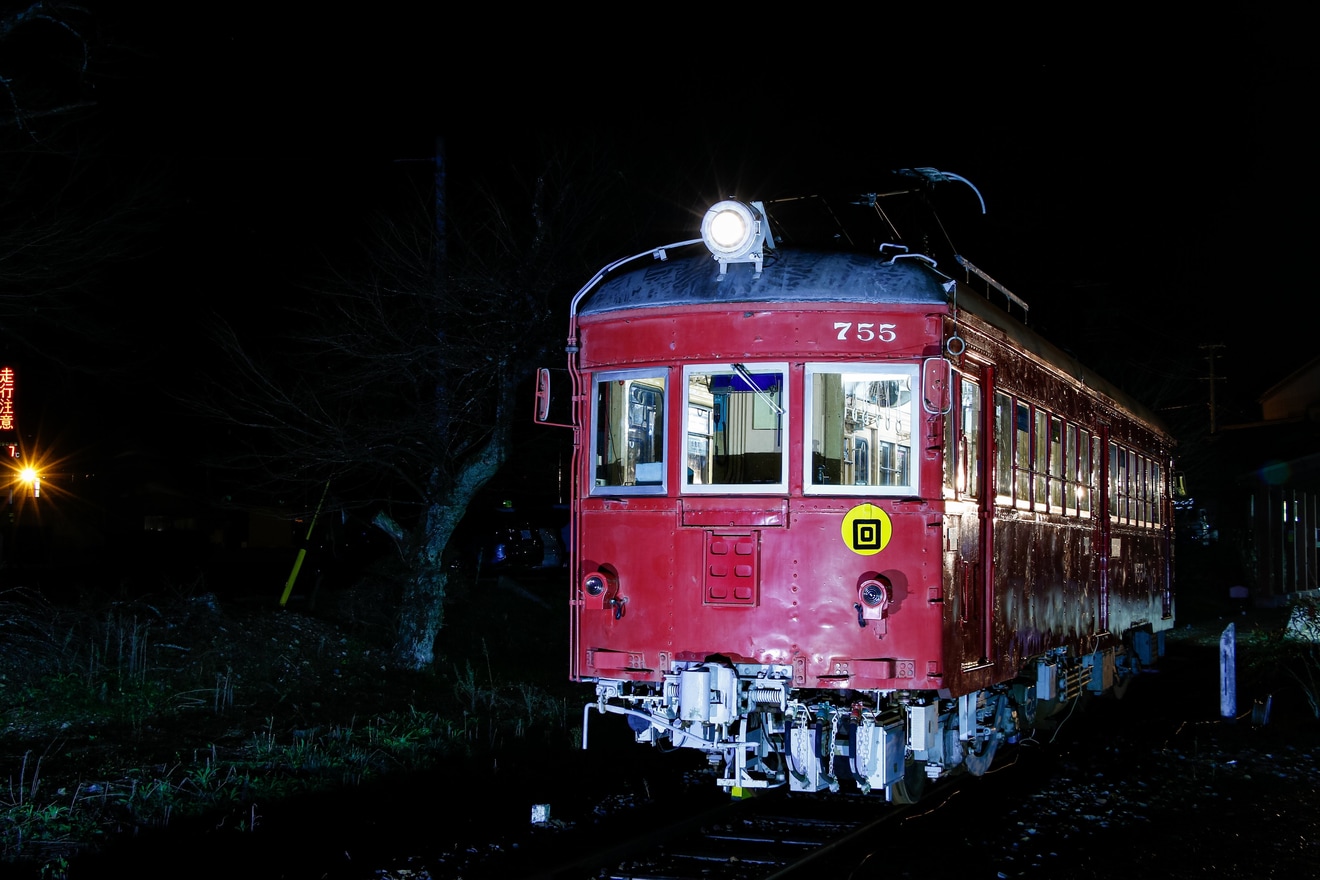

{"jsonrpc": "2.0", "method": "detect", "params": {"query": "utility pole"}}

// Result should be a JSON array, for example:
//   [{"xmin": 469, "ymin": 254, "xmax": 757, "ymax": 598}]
[
  {"xmin": 434, "ymin": 135, "xmax": 446, "ymax": 269},
  {"xmin": 1199, "ymin": 344, "xmax": 1226, "ymax": 434}
]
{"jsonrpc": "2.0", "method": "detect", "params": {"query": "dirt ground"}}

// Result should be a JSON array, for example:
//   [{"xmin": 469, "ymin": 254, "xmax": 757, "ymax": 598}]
[
  {"xmin": 8, "ymin": 585, "xmax": 1318, "ymax": 880},
  {"xmin": 878, "ymin": 612, "xmax": 1320, "ymax": 880}
]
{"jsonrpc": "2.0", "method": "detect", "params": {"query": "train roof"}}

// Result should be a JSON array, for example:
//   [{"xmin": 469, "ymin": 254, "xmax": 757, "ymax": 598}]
[
  {"xmin": 578, "ymin": 247, "xmax": 1170, "ymax": 437},
  {"xmin": 579, "ymin": 249, "xmax": 951, "ymax": 313}
]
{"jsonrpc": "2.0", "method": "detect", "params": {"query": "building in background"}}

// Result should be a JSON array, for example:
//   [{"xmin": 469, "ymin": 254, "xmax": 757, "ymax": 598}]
[{"xmin": 1222, "ymin": 356, "xmax": 1320, "ymax": 606}]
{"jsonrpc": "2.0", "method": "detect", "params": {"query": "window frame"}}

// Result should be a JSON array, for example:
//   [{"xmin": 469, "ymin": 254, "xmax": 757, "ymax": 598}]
[
  {"xmin": 803, "ymin": 362, "xmax": 920, "ymax": 497},
  {"xmin": 682, "ymin": 362, "xmax": 790, "ymax": 495},
  {"xmin": 588, "ymin": 368, "xmax": 669, "ymax": 496}
]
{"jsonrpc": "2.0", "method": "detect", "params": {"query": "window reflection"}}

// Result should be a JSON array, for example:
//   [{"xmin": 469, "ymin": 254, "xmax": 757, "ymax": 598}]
[
  {"xmin": 592, "ymin": 371, "xmax": 665, "ymax": 492},
  {"xmin": 685, "ymin": 365, "xmax": 787, "ymax": 491},
  {"xmin": 806, "ymin": 366, "xmax": 917, "ymax": 494}
]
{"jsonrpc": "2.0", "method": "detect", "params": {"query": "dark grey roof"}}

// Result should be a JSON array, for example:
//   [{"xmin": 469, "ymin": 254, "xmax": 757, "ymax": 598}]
[
  {"xmin": 579, "ymin": 249, "xmax": 951, "ymax": 315},
  {"xmin": 577, "ymin": 245, "xmax": 1169, "ymax": 436}
]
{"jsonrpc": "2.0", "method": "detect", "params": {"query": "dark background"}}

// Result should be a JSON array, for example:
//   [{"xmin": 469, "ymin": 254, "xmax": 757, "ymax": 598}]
[{"xmin": 2, "ymin": 8, "xmax": 1311, "ymax": 578}]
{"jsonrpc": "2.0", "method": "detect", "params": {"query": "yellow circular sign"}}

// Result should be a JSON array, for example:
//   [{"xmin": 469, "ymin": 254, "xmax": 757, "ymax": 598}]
[{"xmin": 841, "ymin": 504, "xmax": 893, "ymax": 556}]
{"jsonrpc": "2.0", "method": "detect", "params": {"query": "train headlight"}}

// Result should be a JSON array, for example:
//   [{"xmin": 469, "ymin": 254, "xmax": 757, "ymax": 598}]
[
  {"xmin": 857, "ymin": 577, "xmax": 892, "ymax": 622},
  {"xmin": 583, "ymin": 573, "xmax": 607, "ymax": 596},
  {"xmin": 702, "ymin": 201, "xmax": 755, "ymax": 254},
  {"xmin": 700, "ymin": 199, "xmax": 771, "ymax": 276},
  {"xmin": 859, "ymin": 580, "xmax": 888, "ymax": 608},
  {"xmin": 582, "ymin": 567, "xmax": 625, "ymax": 618}
]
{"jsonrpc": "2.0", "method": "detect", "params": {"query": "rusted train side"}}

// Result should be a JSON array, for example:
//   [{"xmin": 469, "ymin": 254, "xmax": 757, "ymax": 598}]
[{"xmin": 935, "ymin": 289, "xmax": 1175, "ymax": 708}]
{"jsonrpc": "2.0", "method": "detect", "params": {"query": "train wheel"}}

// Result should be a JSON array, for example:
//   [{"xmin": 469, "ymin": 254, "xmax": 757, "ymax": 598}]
[
  {"xmin": 889, "ymin": 760, "xmax": 928, "ymax": 804},
  {"xmin": 1012, "ymin": 682, "xmax": 1039, "ymax": 727},
  {"xmin": 962, "ymin": 735, "xmax": 998, "ymax": 777},
  {"xmin": 1109, "ymin": 650, "xmax": 1140, "ymax": 700},
  {"xmin": 962, "ymin": 693, "xmax": 1008, "ymax": 776}
]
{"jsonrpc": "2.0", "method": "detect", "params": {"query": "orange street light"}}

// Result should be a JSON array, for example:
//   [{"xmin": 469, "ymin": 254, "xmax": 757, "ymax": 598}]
[{"xmin": 18, "ymin": 465, "xmax": 38, "ymax": 498}]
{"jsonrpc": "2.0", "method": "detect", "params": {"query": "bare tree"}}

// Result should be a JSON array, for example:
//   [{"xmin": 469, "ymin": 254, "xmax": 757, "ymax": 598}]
[
  {"xmin": 206, "ymin": 144, "xmax": 637, "ymax": 670},
  {"xmin": 2, "ymin": 3, "xmax": 95, "ymax": 317},
  {"xmin": 0, "ymin": 3, "xmax": 94, "ymax": 136},
  {"xmin": 1, "ymin": 3, "xmax": 161, "ymax": 369}
]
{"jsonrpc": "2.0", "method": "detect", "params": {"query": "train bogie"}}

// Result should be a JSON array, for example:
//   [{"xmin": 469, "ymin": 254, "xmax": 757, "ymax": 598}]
[{"xmin": 544, "ymin": 187, "xmax": 1174, "ymax": 799}]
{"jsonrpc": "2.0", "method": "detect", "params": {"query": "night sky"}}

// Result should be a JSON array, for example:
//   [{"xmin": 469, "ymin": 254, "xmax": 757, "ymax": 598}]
[{"xmin": 2, "ymin": 9, "xmax": 1310, "ymax": 508}]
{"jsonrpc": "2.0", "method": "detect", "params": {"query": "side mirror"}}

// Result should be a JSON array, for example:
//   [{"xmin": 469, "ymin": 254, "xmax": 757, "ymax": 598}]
[
  {"xmin": 922, "ymin": 357, "xmax": 952, "ymax": 416},
  {"xmin": 535, "ymin": 368, "xmax": 552, "ymax": 423}
]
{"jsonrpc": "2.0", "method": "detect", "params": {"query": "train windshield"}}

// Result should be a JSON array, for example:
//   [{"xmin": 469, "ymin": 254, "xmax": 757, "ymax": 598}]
[
  {"xmin": 804, "ymin": 364, "xmax": 919, "ymax": 496},
  {"xmin": 683, "ymin": 364, "xmax": 788, "ymax": 493},
  {"xmin": 591, "ymin": 370, "xmax": 667, "ymax": 494}
]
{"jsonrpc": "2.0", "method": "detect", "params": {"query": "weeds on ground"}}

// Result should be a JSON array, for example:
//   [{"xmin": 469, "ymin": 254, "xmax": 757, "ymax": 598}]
[
  {"xmin": 0, "ymin": 583, "xmax": 574, "ymax": 877},
  {"xmin": 0, "ymin": 751, "xmax": 103, "ymax": 877},
  {"xmin": 1245, "ymin": 596, "xmax": 1320, "ymax": 720}
]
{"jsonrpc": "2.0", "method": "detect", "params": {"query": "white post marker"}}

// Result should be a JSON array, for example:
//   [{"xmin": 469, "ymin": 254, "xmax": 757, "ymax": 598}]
[{"xmin": 1220, "ymin": 623, "xmax": 1236, "ymax": 720}]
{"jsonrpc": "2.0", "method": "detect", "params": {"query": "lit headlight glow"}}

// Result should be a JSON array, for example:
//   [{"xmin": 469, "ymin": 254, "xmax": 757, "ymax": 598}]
[
  {"xmin": 700, "ymin": 199, "xmax": 773, "ymax": 278},
  {"xmin": 701, "ymin": 200, "xmax": 761, "ymax": 259}
]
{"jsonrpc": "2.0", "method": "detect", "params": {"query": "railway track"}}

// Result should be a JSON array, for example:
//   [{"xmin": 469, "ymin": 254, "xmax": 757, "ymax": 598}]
[{"xmin": 508, "ymin": 781, "xmax": 957, "ymax": 880}]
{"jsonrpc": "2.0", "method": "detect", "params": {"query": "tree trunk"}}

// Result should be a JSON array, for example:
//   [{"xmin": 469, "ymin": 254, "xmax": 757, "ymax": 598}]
[
  {"xmin": 391, "ymin": 560, "xmax": 448, "ymax": 671},
  {"xmin": 389, "ymin": 498, "xmax": 460, "ymax": 670},
  {"xmin": 386, "ymin": 418, "xmax": 510, "ymax": 671}
]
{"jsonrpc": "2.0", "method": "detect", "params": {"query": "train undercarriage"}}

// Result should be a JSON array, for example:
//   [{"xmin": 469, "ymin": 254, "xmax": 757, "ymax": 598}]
[{"xmin": 585, "ymin": 632, "xmax": 1162, "ymax": 801}]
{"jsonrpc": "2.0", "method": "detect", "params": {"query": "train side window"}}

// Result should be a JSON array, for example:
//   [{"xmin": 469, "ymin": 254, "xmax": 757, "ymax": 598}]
[
  {"xmin": 1083, "ymin": 434, "xmax": 1097, "ymax": 515},
  {"xmin": 1073, "ymin": 426, "xmax": 1090, "ymax": 517},
  {"xmin": 1151, "ymin": 461, "xmax": 1163, "ymax": 526},
  {"xmin": 1048, "ymin": 416, "xmax": 1064, "ymax": 512},
  {"xmin": 1110, "ymin": 444, "xmax": 1129, "ymax": 524},
  {"xmin": 994, "ymin": 392, "xmax": 1013, "ymax": 504},
  {"xmin": 960, "ymin": 378, "xmax": 981, "ymax": 499},
  {"xmin": 944, "ymin": 375, "xmax": 981, "ymax": 500},
  {"xmin": 1129, "ymin": 452, "xmax": 1137, "ymax": 524},
  {"xmin": 1065, "ymin": 424, "xmax": 1080, "ymax": 516},
  {"xmin": 1135, "ymin": 455, "xmax": 1147, "ymax": 526},
  {"xmin": 1015, "ymin": 401, "xmax": 1031, "ymax": 509},
  {"xmin": 1125, "ymin": 450, "xmax": 1136, "ymax": 524},
  {"xmin": 1141, "ymin": 456, "xmax": 1153, "ymax": 526},
  {"xmin": 804, "ymin": 364, "xmax": 917, "ymax": 496},
  {"xmin": 1033, "ymin": 408, "xmax": 1047, "ymax": 509},
  {"xmin": 591, "ymin": 370, "xmax": 667, "ymax": 495},
  {"xmin": 685, "ymin": 363, "xmax": 788, "ymax": 494},
  {"xmin": 1108, "ymin": 444, "xmax": 1117, "ymax": 521}
]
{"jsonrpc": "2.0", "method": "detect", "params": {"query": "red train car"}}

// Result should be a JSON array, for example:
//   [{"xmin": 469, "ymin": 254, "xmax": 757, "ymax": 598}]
[{"xmin": 536, "ymin": 179, "xmax": 1174, "ymax": 799}]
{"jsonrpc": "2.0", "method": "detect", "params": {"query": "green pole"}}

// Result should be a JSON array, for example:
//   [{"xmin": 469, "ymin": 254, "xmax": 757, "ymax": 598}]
[{"xmin": 279, "ymin": 481, "xmax": 330, "ymax": 607}]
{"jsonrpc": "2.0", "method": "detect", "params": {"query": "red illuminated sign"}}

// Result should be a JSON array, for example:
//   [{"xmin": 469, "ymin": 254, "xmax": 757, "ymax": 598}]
[{"xmin": 0, "ymin": 366, "xmax": 13, "ymax": 433}]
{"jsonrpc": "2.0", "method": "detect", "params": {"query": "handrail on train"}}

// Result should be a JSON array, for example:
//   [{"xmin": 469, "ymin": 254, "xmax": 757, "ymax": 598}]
[{"xmin": 566, "ymin": 238, "xmax": 704, "ymax": 353}]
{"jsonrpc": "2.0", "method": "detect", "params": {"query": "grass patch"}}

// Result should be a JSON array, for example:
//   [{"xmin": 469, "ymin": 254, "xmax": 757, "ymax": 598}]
[
  {"xmin": 1242, "ymin": 596, "xmax": 1320, "ymax": 719},
  {"xmin": 0, "ymin": 580, "xmax": 576, "ymax": 877}
]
